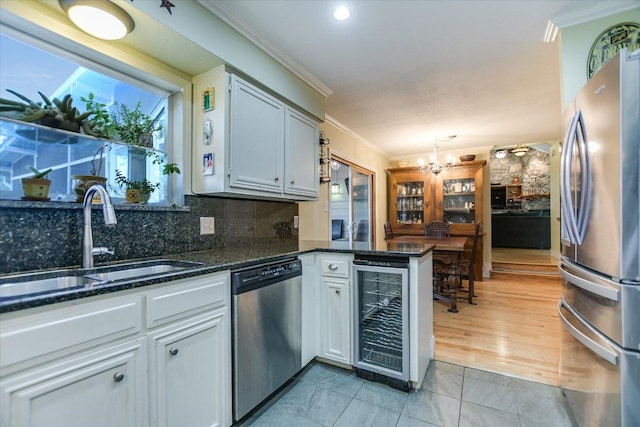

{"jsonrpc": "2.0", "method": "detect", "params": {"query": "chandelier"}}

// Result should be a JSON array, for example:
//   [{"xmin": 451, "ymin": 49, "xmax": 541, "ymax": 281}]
[{"xmin": 419, "ymin": 135, "xmax": 456, "ymax": 175}]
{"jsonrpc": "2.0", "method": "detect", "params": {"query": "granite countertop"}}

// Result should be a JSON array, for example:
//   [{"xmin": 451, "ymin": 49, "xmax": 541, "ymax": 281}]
[{"xmin": 0, "ymin": 240, "xmax": 435, "ymax": 314}]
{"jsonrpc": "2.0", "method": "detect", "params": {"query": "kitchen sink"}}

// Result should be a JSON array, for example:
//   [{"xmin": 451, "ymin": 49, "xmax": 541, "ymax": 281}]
[
  {"xmin": 0, "ymin": 275, "xmax": 99, "ymax": 298},
  {"xmin": 85, "ymin": 262, "xmax": 196, "ymax": 282},
  {"xmin": 0, "ymin": 260, "xmax": 203, "ymax": 299}
]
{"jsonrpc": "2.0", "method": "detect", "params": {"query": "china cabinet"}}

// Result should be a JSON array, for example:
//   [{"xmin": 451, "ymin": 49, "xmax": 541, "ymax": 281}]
[
  {"xmin": 386, "ymin": 167, "xmax": 432, "ymax": 236},
  {"xmin": 387, "ymin": 160, "xmax": 486, "ymax": 280},
  {"xmin": 434, "ymin": 160, "xmax": 486, "ymax": 280},
  {"xmin": 435, "ymin": 160, "xmax": 486, "ymax": 229}
]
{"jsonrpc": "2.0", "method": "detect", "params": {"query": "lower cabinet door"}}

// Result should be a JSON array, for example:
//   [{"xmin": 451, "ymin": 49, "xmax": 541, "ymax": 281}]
[
  {"xmin": 321, "ymin": 277, "xmax": 351, "ymax": 364},
  {"xmin": 148, "ymin": 310, "xmax": 229, "ymax": 427},
  {"xmin": 0, "ymin": 339, "xmax": 145, "ymax": 427}
]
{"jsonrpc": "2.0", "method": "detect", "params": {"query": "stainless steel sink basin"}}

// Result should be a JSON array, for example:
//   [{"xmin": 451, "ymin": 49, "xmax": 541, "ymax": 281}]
[
  {"xmin": 0, "ymin": 260, "xmax": 203, "ymax": 299},
  {"xmin": 0, "ymin": 275, "xmax": 99, "ymax": 298},
  {"xmin": 85, "ymin": 263, "xmax": 192, "ymax": 282}
]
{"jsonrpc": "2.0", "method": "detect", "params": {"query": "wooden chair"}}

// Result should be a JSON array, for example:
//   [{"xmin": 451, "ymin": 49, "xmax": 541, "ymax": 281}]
[
  {"xmin": 383, "ymin": 222, "xmax": 394, "ymax": 240},
  {"xmin": 456, "ymin": 222, "xmax": 481, "ymax": 305},
  {"xmin": 424, "ymin": 221, "xmax": 450, "ymax": 238}
]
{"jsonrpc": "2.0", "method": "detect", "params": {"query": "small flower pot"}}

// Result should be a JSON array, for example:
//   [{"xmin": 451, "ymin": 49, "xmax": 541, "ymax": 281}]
[
  {"xmin": 72, "ymin": 175, "xmax": 107, "ymax": 203},
  {"xmin": 138, "ymin": 132, "xmax": 154, "ymax": 148},
  {"xmin": 126, "ymin": 188, "xmax": 141, "ymax": 203},
  {"xmin": 21, "ymin": 177, "xmax": 51, "ymax": 201}
]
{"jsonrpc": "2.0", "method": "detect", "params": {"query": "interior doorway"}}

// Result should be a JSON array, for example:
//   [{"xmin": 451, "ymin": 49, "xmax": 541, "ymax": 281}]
[
  {"xmin": 489, "ymin": 144, "xmax": 552, "ymax": 251},
  {"xmin": 329, "ymin": 155, "xmax": 375, "ymax": 248}
]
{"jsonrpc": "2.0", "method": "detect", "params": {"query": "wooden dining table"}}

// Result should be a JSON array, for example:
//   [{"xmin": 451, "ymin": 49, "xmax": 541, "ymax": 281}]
[{"xmin": 390, "ymin": 235, "xmax": 467, "ymax": 312}]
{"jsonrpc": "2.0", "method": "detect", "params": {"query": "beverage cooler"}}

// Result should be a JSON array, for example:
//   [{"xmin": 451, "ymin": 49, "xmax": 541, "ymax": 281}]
[{"xmin": 352, "ymin": 255, "xmax": 410, "ymax": 391}]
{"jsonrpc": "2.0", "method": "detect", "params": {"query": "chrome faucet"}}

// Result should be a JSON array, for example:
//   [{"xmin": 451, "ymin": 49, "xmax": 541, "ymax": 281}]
[{"xmin": 82, "ymin": 184, "xmax": 117, "ymax": 268}]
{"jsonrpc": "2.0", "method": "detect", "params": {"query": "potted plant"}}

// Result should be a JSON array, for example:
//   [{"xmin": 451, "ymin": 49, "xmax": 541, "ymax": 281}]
[
  {"xmin": 0, "ymin": 90, "xmax": 100, "ymax": 135},
  {"xmin": 112, "ymin": 101, "xmax": 162, "ymax": 148},
  {"xmin": 80, "ymin": 92, "xmax": 117, "ymax": 140},
  {"xmin": 72, "ymin": 145, "xmax": 109, "ymax": 202},
  {"xmin": 115, "ymin": 160, "xmax": 180, "ymax": 204},
  {"xmin": 21, "ymin": 166, "xmax": 52, "ymax": 201}
]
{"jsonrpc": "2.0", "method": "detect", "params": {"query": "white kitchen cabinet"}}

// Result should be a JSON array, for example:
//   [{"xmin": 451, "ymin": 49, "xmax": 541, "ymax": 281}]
[
  {"xmin": 148, "ymin": 311, "xmax": 228, "ymax": 427},
  {"xmin": 191, "ymin": 67, "xmax": 319, "ymax": 201},
  {"xmin": 318, "ymin": 254, "xmax": 353, "ymax": 365},
  {"xmin": 0, "ymin": 271, "xmax": 232, "ymax": 427},
  {"xmin": 284, "ymin": 107, "xmax": 319, "ymax": 197},
  {"xmin": 321, "ymin": 276, "xmax": 351, "ymax": 364},
  {"xmin": 0, "ymin": 338, "xmax": 146, "ymax": 427},
  {"xmin": 229, "ymin": 76, "xmax": 284, "ymax": 194}
]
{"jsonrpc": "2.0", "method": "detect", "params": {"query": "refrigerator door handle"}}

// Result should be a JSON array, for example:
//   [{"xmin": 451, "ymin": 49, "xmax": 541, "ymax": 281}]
[
  {"xmin": 560, "ymin": 263, "xmax": 620, "ymax": 301},
  {"xmin": 574, "ymin": 110, "xmax": 593, "ymax": 244},
  {"xmin": 561, "ymin": 112, "xmax": 581, "ymax": 244},
  {"xmin": 558, "ymin": 300, "xmax": 618, "ymax": 366}
]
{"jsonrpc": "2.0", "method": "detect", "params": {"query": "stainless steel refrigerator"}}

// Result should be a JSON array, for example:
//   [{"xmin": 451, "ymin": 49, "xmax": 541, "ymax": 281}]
[{"xmin": 559, "ymin": 48, "xmax": 640, "ymax": 427}]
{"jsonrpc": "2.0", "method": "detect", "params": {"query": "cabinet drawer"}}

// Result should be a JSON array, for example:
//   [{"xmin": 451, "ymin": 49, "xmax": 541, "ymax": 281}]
[
  {"xmin": 321, "ymin": 259, "xmax": 350, "ymax": 278},
  {"xmin": 146, "ymin": 272, "xmax": 229, "ymax": 328},
  {"xmin": 0, "ymin": 294, "xmax": 142, "ymax": 370}
]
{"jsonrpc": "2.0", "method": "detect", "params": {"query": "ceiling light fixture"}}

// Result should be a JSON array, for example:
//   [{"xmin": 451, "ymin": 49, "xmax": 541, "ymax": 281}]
[
  {"xmin": 511, "ymin": 145, "xmax": 530, "ymax": 157},
  {"xmin": 543, "ymin": 20, "xmax": 558, "ymax": 43},
  {"xmin": 420, "ymin": 135, "xmax": 456, "ymax": 175},
  {"xmin": 495, "ymin": 150, "xmax": 507, "ymax": 159},
  {"xmin": 333, "ymin": 5, "xmax": 351, "ymax": 21},
  {"xmin": 59, "ymin": 0, "xmax": 135, "ymax": 40}
]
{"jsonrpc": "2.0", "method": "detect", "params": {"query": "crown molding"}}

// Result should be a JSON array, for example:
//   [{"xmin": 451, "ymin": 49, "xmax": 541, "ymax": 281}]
[
  {"xmin": 551, "ymin": 1, "xmax": 639, "ymax": 28},
  {"xmin": 197, "ymin": 0, "xmax": 333, "ymax": 97},
  {"xmin": 324, "ymin": 115, "xmax": 386, "ymax": 156}
]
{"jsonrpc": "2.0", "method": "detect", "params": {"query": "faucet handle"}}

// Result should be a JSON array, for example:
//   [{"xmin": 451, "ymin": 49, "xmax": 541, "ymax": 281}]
[{"xmin": 93, "ymin": 247, "xmax": 115, "ymax": 256}]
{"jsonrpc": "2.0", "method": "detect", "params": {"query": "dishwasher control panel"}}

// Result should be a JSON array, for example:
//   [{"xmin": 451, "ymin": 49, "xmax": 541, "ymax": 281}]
[{"xmin": 232, "ymin": 258, "xmax": 301, "ymax": 294}]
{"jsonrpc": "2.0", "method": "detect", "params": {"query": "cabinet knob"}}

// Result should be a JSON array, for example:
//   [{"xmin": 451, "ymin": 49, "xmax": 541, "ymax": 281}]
[
  {"xmin": 113, "ymin": 372, "xmax": 125, "ymax": 382},
  {"xmin": 169, "ymin": 347, "xmax": 179, "ymax": 356},
  {"xmin": 290, "ymin": 180, "xmax": 295, "ymax": 185},
  {"xmin": 328, "ymin": 264, "xmax": 338, "ymax": 271},
  {"xmin": 274, "ymin": 177, "xmax": 279, "ymax": 182},
  {"xmin": 335, "ymin": 289, "xmax": 341, "ymax": 294}
]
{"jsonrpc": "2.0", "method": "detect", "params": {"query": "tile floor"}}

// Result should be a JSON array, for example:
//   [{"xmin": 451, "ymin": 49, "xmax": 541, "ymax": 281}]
[{"xmin": 239, "ymin": 361, "xmax": 577, "ymax": 427}]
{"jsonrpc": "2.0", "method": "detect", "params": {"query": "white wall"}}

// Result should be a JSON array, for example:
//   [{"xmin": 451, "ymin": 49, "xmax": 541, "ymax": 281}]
[{"xmin": 560, "ymin": 8, "xmax": 640, "ymax": 110}]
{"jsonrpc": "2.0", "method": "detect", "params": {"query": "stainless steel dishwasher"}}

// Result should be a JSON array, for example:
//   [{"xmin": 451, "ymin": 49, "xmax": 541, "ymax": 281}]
[{"xmin": 231, "ymin": 258, "xmax": 302, "ymax": 422}]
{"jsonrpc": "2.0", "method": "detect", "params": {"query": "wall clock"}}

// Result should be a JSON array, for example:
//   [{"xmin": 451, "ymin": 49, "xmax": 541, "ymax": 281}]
[{"xmin": 587, "ymin": 22, "xmax": 640, "ymax": 79}]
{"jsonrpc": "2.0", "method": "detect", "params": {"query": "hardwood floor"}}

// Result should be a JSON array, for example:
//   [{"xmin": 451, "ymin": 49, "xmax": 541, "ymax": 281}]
[{"xmin": 433, "ymin": 249, "xmax": 563, "ymax": 386}]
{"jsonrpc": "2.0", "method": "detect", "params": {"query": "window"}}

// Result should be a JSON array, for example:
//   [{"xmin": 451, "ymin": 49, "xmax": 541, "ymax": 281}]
[{"xmin": 0, "ymin": 32, "xmax": 174, "ymax": 204}]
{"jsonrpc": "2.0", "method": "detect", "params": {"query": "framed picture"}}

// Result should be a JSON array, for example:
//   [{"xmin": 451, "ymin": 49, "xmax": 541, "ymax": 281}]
[{"xmin": 202, "ymin": 87, "xmax": 215, "ymax": 111}]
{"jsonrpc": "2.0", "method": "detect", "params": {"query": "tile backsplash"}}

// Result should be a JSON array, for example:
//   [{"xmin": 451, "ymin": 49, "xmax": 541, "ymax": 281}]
[{"xmin": 0, "ymin": 195, "xmax": 298, "ymax": 274}]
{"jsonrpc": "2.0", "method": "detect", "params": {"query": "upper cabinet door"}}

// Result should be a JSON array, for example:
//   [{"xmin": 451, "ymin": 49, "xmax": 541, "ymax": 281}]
[
  {"xmin": 284, "ymin": 107, "xmax": 319, "ymax": 197},
  {"xmin": 229, "ymin": 76, "xmax": 284, "ymax": 193}
]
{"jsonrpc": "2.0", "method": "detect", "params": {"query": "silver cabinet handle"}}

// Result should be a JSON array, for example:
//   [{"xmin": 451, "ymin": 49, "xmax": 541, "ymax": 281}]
[
  {"xmin": 335, "ymin": 289, "xmax": 341, "ymax": 294},
  {"xmin": 328, "ymin": 264, "xmax": 339, "ymax": 271},
  {"xmin": 169, "ymin": 348, "xmax": 179, "ymax": 356},
  {"xmin": 558, "ymin": 300, "xmax": 618, "ymax": 366},
  {"xmin": 113, "ymin": 372, "xmax": 125, "ymax": 382}
]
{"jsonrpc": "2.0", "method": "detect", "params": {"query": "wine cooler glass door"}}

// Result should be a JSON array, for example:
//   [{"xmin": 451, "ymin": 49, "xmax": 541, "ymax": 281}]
[{"xmin": 353, "ymin": 264, "xmax": 409, "ymax": 381}]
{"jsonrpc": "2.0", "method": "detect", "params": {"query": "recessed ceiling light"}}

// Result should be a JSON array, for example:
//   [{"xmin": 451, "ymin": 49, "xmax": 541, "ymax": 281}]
[{"xmin": 333, "ymin": 6, "xmax": 351, "ymax": 21}]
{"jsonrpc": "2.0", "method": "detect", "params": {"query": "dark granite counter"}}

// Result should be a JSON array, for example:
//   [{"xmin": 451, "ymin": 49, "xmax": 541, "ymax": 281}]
[{"xmin": 0, "ymin": 240, "xmax": 435, "ymax": 313}]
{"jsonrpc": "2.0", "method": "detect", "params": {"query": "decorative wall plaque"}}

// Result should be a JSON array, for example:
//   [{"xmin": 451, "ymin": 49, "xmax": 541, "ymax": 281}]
[{"xmin": 587, "ymin": 22, "xmax": 640, "ymax": 79}]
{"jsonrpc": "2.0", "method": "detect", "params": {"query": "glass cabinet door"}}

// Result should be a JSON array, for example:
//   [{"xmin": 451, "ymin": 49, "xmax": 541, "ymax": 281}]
[
  {"xmin": 395, "ymin": 181, "xmax": 425, "ymax": 225},
  {"xmin": 442, "ymin": 177, "xmax": 476, "ymax": 224}
]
